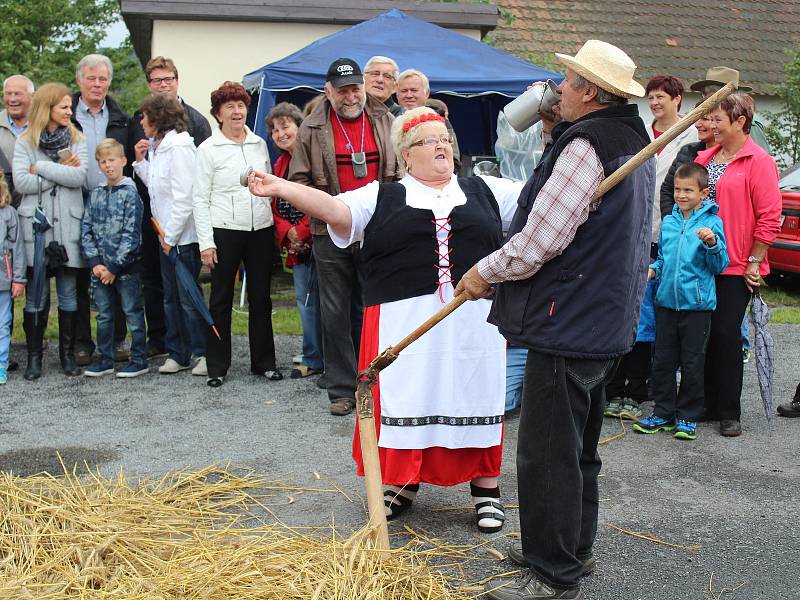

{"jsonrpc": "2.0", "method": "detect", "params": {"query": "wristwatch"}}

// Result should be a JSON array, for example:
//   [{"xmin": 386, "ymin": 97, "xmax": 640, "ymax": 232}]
[{"xmin": 747, "ymin": 255, "xmax": 763, "ymax": 264}]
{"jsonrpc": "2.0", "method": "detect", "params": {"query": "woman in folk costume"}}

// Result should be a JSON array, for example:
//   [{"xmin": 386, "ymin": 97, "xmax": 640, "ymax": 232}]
[{"xmin": 248, "ymin": 107, "xmax": 524, "ymax": 532}]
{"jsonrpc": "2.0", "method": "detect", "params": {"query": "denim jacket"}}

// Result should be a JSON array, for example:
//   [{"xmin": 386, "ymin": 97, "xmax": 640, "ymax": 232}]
[
  {"xmin": 0, "ymin": 205, "xmax": 26, "ymax": 291},
  {"xmin": 651, "ymin": 200, "xmax": 729, "ymax": 311},
  {"xmin": 80, "ymin": 177, "xmax": 143, "ymax": 275}
]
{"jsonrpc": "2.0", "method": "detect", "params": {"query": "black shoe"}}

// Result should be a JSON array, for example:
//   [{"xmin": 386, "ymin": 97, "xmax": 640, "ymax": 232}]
[
  {"xmin": 207, "ymin": 376, "xmax": 224, "ymax": 388},
  {"xmin": 114, "ymin": 342, "xmax": 130, "ymax": 362},
  {"xmin": 507, "ymin": 546, "xmax": 595, "ymax": 577},
  {"xmin": 146, "ymin": 345, "xmax": 168, "ymax": 360},
  {"xmin": 7, "ymin": 360, "xmax": 18, "ymax": 372},
  {"xmin": 484, "ymin": 571, "xmax": 581, "ymax": 599},
  {"xmin": 777, "ymin": 398, "xmax": 800, "ymax": 418},
  {"xmin": 720, "ymin": 419, "xmax": 742, "ymax": 437},
  {"xmin": 23, "ymin": 311, "xmax": 47, "ymax": 381},
  {"xmin": 58, "ymin": 309, "xmax": 82, "ymax": 376}
]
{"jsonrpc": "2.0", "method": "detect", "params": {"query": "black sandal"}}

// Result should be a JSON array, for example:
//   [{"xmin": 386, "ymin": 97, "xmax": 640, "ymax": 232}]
[
  {"xmin": 384, "ymin": 484, "xmax": 419, "ymax": 520},
  {"xmin": 207, "ymin": 376, "xmax": 223, "ymax": 388},
  {"xmin": 474, "ymin": 499, "xmax": 505, "ymax": 533}
]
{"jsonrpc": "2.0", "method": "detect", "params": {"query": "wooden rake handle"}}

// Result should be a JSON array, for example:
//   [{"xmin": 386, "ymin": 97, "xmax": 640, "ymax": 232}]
[{"xmin": 592, "ymin": 82, "xmax": 736, "ymax": 201}]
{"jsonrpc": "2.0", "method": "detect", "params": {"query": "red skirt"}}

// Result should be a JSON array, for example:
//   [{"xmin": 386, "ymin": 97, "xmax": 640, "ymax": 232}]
[{"xmin": 352, "ymin": 304, "xmax": 502, "ymax": 487}]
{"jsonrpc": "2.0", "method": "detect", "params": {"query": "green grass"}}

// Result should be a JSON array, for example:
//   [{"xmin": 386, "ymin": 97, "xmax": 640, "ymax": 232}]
[
  {"xmin": 12, "ymin": 271, "xmax": 302, "ymax": 342},
  {"xmin": 771, "ymin": 307, "xmax": 800, "ymax": 324}
]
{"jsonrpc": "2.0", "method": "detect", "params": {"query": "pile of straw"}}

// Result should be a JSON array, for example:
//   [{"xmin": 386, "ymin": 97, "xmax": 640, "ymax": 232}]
[{"xmin": 0, "ymin": 464, "xmax": 473, "ymax": 599}]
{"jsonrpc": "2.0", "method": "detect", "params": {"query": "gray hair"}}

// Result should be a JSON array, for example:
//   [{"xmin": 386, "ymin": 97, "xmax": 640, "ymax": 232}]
[
  {"xmin": 397, "ymin": 69, "xmax": 430, "ymax": 94},
  {"xmin": 391, "ymin": 106, "xmax": 441, "ymax": 176},
  {"xmin": 364, "ymin": 56, "xmax": 400, "ymax": 81},
  {"xmin": 572, "ymin": 74, "xmax": 627, "ymax": 106},
  {"xmin": 3, "ymin": 75, "xmax": 34, "ymax": 95},
  {"xmin": 76, "ymin": 54, "xmax": 114, "ymax": 81}
]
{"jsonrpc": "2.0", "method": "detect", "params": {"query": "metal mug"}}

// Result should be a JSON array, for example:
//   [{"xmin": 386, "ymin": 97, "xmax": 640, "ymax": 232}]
[
  {"xmin": 503, "ymin": 79, "xmax": 561, "ymax": 132},
  {"xmin": 239, "ymin": 165, "xmax": 254, "ymax": 187}
]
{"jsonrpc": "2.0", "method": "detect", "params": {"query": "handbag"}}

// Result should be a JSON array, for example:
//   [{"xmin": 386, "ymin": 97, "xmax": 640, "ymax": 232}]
[{"xmin": 37, "ymin": 176, "xmax": 68, "ymax": 274}]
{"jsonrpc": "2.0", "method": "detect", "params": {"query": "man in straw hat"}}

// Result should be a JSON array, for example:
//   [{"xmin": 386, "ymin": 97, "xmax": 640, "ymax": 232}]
[{"xmin": 456, "ymin": 40, "xmax": 655, "ymax": 599}]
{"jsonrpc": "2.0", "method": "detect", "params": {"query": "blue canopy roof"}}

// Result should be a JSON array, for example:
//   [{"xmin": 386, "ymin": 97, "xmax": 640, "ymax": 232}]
[{"xmin": 243, "ymin": 9, "xmax": 563, "ymax": 158}]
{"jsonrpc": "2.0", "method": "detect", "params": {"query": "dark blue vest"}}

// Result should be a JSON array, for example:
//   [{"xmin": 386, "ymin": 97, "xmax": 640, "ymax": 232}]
[
  {"xmin": 362, "ymin": 177, "xmax": 502, "ymax": 306},
  {"xmin": 488, "ymin": 104, "xmax": 655, "ymax": 358}
]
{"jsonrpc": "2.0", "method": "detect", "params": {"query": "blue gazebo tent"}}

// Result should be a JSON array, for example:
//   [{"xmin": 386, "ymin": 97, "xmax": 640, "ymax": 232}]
[{"xmin": 243, "ymin": 9, "xmax": 562, "ymax": 159}]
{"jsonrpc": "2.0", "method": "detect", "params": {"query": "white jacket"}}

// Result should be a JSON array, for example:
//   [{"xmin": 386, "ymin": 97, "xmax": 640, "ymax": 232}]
[
  {"xmin": 648, "ymin": 118, "xmax": 699, "ymax": 241},
  {"xmin": 134, "ymin": 129, "xmax": 197, "ymax": 247},
  {"xmin": 192, "ymin": 126, "xmax": 273, "ymax": 251}
]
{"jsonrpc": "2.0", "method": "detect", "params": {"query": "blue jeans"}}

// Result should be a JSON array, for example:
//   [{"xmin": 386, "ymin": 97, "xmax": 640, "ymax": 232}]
[
  {"xmin": 741, "ymin": 315, "xmax": 750, "ymax": 351},
  {"xmin": 93, "ymin": 272, "xmax": 147, "ymax": 367},
  {"xmin": 293, "ymin": 260, "xmax": 323, "ymax": 370},
  {"xmin": 0, "ymin": 291, "xmax": 11, "ymax": 369},
  {"xmin": 159, "ymin": 244, "xmax": 206, "ymax": 365},
  {"xmin": 505, "ymin": 346, "xmax": 528, "ymax": 411},
  {"xmin": 24, "ymin": 268, "xmax": 78, "ymax": 312}
]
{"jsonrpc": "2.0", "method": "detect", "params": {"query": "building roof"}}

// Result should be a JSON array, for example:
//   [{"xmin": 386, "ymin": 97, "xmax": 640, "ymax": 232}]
[
  {"xmin": 120, "ymin": 0, "xmax": 498, "ymax": 66},
  {"xmin": 490, "ymin": 0, "xmax": 800, "ymax": 95}
]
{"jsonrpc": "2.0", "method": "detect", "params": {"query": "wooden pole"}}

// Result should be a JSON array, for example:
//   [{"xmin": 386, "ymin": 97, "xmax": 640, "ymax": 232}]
[{"xmin": 592, "ymin": 82, "xmax": 736, "ymax": 201}]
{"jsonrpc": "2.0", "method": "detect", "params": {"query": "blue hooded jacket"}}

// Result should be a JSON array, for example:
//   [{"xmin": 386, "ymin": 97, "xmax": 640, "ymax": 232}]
[{"xmin": 651, "ymin": 200, "xmax": 729, "ymax": 311}]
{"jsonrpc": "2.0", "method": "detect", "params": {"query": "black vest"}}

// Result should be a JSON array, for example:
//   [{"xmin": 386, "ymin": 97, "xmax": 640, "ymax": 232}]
[
  {"xmin": 361, "ymin": 177, "xmax": 502, "ymax": 306},
  {"xmin": 489, "ymin": 104, "xmax": 655, "ymax": 358}
]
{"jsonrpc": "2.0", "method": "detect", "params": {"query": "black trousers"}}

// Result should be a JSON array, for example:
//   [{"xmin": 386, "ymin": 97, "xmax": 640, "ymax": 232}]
[
  {"xmin": 518, "ymin": 350, "xmax": 618, "ymax": 589},
  {"xmin": 651, "ymin": 307, "xmax": 711, "ymax": 421},
  {"xmin": 206, "ymin": 227, "xmax": 277, "ymax": 378},
  {"xmin": 313, "ymin": 234, "xmax": 364, "ymax": 402},
  {"xmin": 75, "ymin": 267, "xmax": 127, "ymax": 353},
  {"xmin": 704, "ymin": 276, "xmax": 751, "ymax": 420},
  {"xmin": 140, "ymin": 205, "xmax": 167, "ymax": 351},
  {"xmin": 605, "ymin": 341, "xmax": 652, "ymax": 403}
]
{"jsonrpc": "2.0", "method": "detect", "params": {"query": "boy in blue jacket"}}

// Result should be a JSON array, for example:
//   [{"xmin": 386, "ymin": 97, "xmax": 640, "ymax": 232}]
[
  {"xmin": 80, "ymin": 139, "xmax": 147, "ymax": 378},
  {"xmin": 633, "ymin": 163, "xmax": 728, "ymax": 440}
]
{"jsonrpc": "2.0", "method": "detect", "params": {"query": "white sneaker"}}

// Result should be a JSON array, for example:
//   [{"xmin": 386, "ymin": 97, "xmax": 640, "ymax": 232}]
[
  {"xmin": 158, "ymin": 358, "xmax": 191, "ymax": 374},
  {"xmin": 292, "ymin": 354, "xmax": 303, "ymax": 365},
  {"xmin": 192, "ymin": 356, "xmax": 208, "ymax": 376}
]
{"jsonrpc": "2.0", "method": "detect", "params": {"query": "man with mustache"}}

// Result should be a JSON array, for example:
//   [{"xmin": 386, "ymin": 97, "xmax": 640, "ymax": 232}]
[
  {"xmin": 1, "ymin": 75, "xmax": 34, "ymax": 206},
  {"xmin": 288, "ymin": 57, "xmax": 397, "ymax": 416}
]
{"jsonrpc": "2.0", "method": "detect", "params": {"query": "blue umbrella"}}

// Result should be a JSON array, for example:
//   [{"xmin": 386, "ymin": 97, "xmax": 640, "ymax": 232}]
[
  {"xmin": 152, "ymin": 218, "xmax": 220, "ymax": 340},
  {"xmin": 749, "ymin": 291, "xmax": 774, "ymax": 420},
  {"xmin": 31, "ymin": 206, "xmax": 52, "ymax": 325}
]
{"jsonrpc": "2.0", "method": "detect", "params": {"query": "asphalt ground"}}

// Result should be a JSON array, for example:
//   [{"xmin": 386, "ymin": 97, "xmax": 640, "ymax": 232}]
[{"xmin": 1, "ymin": 325, "xmax": 799, "ymax": 599}]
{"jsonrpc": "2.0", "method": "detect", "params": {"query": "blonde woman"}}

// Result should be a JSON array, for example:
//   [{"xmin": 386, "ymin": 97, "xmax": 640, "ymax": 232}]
[
  {"xmin": 0, "ymin": 172, "xmax": 26, "ymax": 384},
  {"xmin": 248, "ymin": 107, "xmax": 524, "ymax": 533},
  {"xmin": 12, "ymin": 83, "xmax": 87, "ymax": 380}
]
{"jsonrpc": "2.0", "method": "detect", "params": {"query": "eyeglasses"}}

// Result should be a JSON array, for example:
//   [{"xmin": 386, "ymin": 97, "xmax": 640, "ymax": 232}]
[
  {"xmin": 149, "ymin": 76, "xmax": 177, "ymax": 85},
  {"xmin": 410, "ymin": 134, "xmax": 454, "ymax": 148},
  {"xmin": 364, "ymin": 70, "xmax": 396, "ymax": 81}
]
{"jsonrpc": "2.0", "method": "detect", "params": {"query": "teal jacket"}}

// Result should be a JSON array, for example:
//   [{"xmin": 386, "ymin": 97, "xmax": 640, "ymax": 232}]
[{"xmin": 651, "ymin": 200, "xmax": 729, "ymax": 311}]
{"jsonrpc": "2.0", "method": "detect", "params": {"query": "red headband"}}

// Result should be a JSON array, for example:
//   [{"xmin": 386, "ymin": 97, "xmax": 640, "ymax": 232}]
[{"xmin": 402, "ymin": 112, "xmax": 445, "ymax": 133}]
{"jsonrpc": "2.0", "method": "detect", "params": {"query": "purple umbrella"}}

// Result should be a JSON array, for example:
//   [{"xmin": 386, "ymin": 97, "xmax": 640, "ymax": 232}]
[{"xmin": 749, "ymin": 291, "xmax": 774, "ymax": 420}]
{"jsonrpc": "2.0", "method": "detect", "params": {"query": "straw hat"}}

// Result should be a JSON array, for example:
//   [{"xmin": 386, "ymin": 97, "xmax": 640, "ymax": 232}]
[
  {"xmin": 555, "ymin": 40, "xmax": 645, "ymax": 98},
  {"xmin": 689, "ymin": 66, "xmax": 752, "ymax": 92}
]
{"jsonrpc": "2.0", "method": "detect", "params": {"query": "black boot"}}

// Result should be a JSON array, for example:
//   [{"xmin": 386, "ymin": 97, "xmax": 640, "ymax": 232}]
[
  {"xmin": 58, "ymin": 309, "xmax": 82, "ymax": 376},
  {"xmin": 23, "ymin": 311, "xmax": 46, "ymax": 381}
]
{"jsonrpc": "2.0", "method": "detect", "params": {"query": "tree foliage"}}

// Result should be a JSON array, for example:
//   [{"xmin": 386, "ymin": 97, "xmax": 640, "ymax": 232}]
[
  {"xmin": 764, "ymin": 42, "xmax": 800, "ymax": 170},
  {"xmin": 0, "ymin": 0, "xmax": 147, "ymax": 115}
]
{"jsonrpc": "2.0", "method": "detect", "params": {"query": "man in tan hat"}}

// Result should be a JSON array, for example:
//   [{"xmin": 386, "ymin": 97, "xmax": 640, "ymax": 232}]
[
  {"xmin": 457, "ymin": 39, "xmax": 655, "ymax": 599},
  {"xmin": 690, "ymin": 65, "xmax": 753, "ymax": 97},
  {"xmin": 691, "ymin": 66, "xmax": 771, "ymax": 152}
]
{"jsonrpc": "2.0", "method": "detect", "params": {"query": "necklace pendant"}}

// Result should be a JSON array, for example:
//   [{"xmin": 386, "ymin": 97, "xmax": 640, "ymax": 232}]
[{"xmin": 351, "ymin": 152, "xmax": 367, "ymax": 178}]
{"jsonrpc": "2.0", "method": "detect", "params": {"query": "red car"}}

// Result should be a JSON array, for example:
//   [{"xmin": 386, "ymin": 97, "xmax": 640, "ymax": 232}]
[{"xmin": 768, "ymin": 165, "xmax": 800, "ymax": 275}]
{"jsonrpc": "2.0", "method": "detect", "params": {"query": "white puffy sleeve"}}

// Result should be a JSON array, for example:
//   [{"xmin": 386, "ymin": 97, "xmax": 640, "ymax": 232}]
[
  {"xmin": 327, "ymin": 180, "xmax": 380, "ymax": 248},
  {"xmin": 479, "ymin": 175, "xmax": 525, "ymax": 230}
]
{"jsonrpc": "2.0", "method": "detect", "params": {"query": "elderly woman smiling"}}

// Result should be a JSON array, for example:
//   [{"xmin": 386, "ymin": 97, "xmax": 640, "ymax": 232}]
[{"xmin": 248, "ymin": 107, "xmax": 524, "ymax": 533}]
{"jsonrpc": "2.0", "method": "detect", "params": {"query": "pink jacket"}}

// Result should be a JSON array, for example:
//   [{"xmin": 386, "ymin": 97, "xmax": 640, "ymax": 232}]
[{"xmin": 695, "ymin": 137, "xmax": 781, "ymax": 276}]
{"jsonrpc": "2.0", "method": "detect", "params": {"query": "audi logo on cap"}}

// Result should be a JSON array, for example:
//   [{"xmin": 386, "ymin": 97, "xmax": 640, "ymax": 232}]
[{"xmin": 337, "ymin": 65, "xmax": 354, "ymax": 74}]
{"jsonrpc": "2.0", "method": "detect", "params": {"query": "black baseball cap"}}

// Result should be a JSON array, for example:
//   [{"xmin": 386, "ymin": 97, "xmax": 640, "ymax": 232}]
[{"xmin": 326, "ymin": 58, "xmax": 364, "ymax": 88}]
